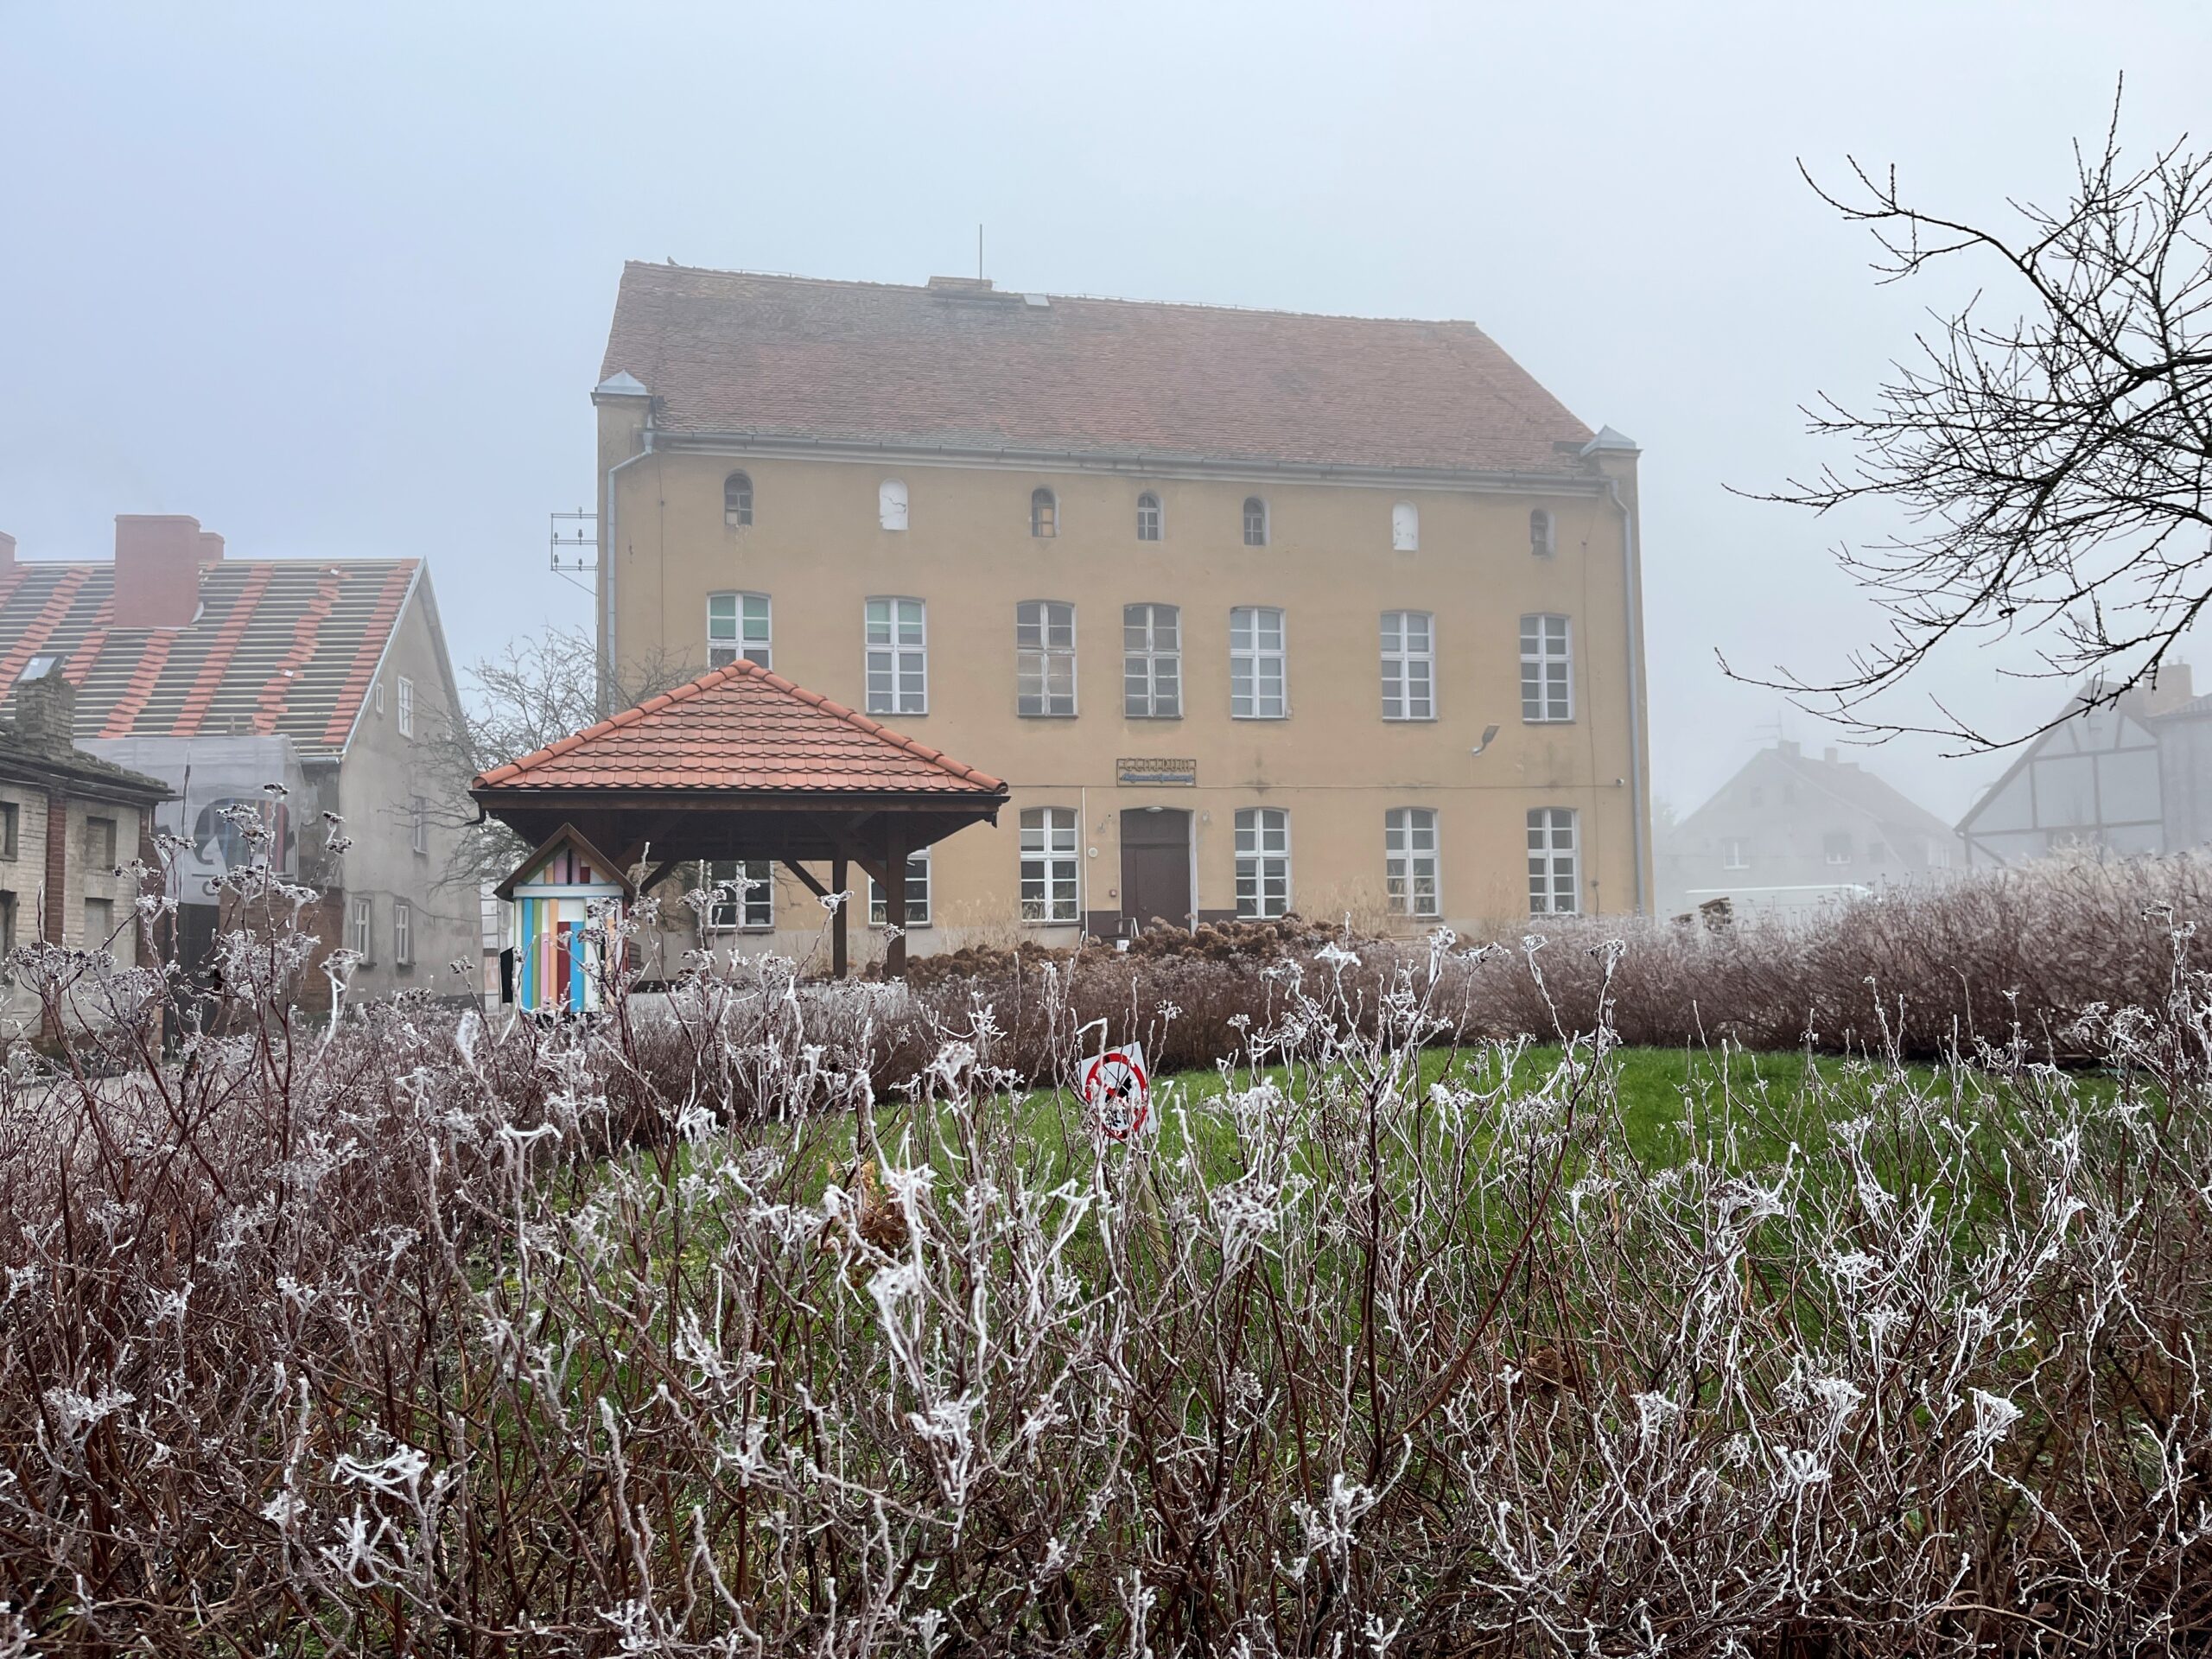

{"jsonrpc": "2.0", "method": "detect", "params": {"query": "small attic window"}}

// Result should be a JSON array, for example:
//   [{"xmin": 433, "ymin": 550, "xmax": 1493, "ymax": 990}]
[
  {"xmin": 725, "ymin": 471, "xmax": 754, "ymax": 529},
  {"xmin": 880, "ymin": 479, "xmax": 909, "ymax": 531},
  {"xmin": 1530, "ymin": 508, "xmax": 1555, "ymax": 556},
  {"xmin": 16, "ymin": 655, "xmax": 58, "ymax": 683},
  {"xmin": 1391, "ymin": 501, "xmax": 1418, "ymax": 552},
  {"xmin": 1031, "ymin": 488, "xmax": 1058, "ymax": 539},
  {"xmin": 1136, "ymin": 492, "xmax": 1162, "ymax": 543},
  {"xmin": 1243, "ymin": 497, "xmax": 1268, "ymax": 547}
]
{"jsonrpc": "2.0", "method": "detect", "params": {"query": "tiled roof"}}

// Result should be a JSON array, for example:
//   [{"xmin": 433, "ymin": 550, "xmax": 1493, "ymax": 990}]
[
  {"xmin": 0, "ymin": 559, "xmax": 419, "ymax": 758},
  {"xmin": 474, "ymin": 658, "xmax": 1007, "ymax": 797},
  {"xmin": 601, "ymin": 265, "xmax": 1594, "ymax": 476}
]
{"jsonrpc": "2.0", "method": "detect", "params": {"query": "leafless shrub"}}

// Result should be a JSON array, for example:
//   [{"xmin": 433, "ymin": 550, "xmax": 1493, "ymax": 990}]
[{"xmin": 6, "ymin": 860, "xmax": 2212, "ymax": 1652}]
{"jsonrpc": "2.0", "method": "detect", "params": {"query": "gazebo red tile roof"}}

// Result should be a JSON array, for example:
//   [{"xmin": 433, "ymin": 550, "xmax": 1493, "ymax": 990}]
[{"xmin": 474, "ymin": 658, "xmax": 1005, "ymax": 796}]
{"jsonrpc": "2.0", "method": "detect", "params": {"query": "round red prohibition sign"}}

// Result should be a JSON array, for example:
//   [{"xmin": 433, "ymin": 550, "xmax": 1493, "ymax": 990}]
[{"xmin": 1081, "ymin": 1048, "xmax": 1151, "ymax": 1141}]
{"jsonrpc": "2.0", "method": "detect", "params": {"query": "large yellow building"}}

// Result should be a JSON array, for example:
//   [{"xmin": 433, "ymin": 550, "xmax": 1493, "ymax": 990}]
[{"xmin": 593, "ymin": 266, "xmax": 1648, "ymax": 957}]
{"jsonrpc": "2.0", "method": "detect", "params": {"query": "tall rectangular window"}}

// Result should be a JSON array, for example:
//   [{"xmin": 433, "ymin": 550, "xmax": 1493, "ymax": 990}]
[
  {"xmin": 1721, "ymin": 836, "xmax": 1750, "ymax": 870},
  {"xmin": 392, "ymin": 899, "xmax": 415, "ymax": 967},
  {"xmin": 1016, "ymin": 601, "xmax": 1077, "ymax": 717},
  {"xmin": 350, "ymin": 896, "xmax": 374, "ymax": 959},
  {"xmin": 1527, "ymin": 808, "xmax": 1579, "ymax": 915},
  {"xmin": 1823, "ymin": 833, "xmax": 1853, "ymax": 867},
  {"xmin": 83, "ymin": 896, "xmax": 114, "ymax": 944},
  {"xmin": 1020, "ymin": 807, "xmax": 1080, "ymax": 923},
  {"xmin": 1385, "ymin": 808, "xmax": 1440, "ymax": 918},
  {"xmin": 1520, "ymin": 615, "xmax": 1573, "ymax": 722},
  {"xmin": 0, "ymin": 892, "xmax": 15, "ymax": 952},
  {"xmin": 1380, "ymin": 612, "xmax": 1435, "ymax": 721},
  {"xmin": 709, "ymin": 593, "xmax": 772, "ymax": 669},
  {"xmin": 1234, "ymin": 807, "xmax": 1291, "ymax": 918},
  {"xmin": 868, "ymin": 849, "xmax": 931, "ymax": 928},
  {"xmin": 865, "ymin": 597, "xmax": 927, "ymax": 715},
  {"xmin": 83, "ymin": 816, "xmax": 117, "ymax": 868},
  {"xmin": 1229, "ymin": 607, "xmax": 1287, "ymax": 719},
  {"xmin": 707, "ymin": 860, "xmax": 773, "ymax": 930},
  {"xmin": 0, "ymin": 802, "xmax": 17, "ymax": 860},
  {"xmin": 409, "ymin": 795, "xmax": 429, "ymax": 855},
  {"xmin": 397, "ymin": 676, "xmax": 416, "ymax": 739},
  {"xmin": 1123, "ymin": 604, "xmax": 1181, "ymax": 718}
]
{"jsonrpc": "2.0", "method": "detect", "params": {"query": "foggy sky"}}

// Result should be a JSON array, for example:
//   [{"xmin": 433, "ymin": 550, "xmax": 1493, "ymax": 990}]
[{"xmin": 4, "ymin": 1, "xmax": 2207, "ymax": 825}]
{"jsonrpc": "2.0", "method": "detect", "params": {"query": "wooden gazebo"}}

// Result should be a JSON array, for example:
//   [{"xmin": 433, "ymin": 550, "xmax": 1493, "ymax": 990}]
[{"xmin": 472, "ymin": 660, "xmax": 1007, "ymax": 981}]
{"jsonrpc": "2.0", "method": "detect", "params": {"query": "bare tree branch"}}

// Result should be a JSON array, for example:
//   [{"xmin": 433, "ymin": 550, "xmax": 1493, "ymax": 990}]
[{"xmin": 1738, "ymin": 82, "xmax": 2212, "ymax": 752}]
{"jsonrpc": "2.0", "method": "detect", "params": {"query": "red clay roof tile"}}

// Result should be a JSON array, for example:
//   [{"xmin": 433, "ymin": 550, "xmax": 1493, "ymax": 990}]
[
  {"xmin": 474, "ymin": 658, "xmax": 1007, "ymax": 797},
  {"xmin": 601, "ymin": 265, "xmax": 1592, "ymax": 476}
]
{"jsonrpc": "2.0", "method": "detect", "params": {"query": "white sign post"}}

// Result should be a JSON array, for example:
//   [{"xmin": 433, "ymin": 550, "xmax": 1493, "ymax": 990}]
[{"xmin": 1078, "ymin": 1042, "xmax": 1154, "ymax": 1143}]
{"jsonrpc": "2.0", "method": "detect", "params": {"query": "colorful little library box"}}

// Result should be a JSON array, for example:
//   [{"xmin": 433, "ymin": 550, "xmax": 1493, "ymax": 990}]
[{"xmin": 495, "ymin": 824, "xmax": 632, "ymax": 1014}]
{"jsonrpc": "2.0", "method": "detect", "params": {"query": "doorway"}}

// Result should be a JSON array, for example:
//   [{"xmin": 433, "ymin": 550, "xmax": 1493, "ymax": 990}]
[{"xmin": 1120, "ymin": 807, "xmax": 1192, "ymax": 931}]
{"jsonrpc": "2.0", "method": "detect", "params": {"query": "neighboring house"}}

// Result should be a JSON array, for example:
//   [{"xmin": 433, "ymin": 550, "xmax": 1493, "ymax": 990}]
[
  {"xmin": 1959, "ymin": 666, "xmax": 2212, "ymax": 865},
  {"xmin": 0, "ymin": 519, "xmax": 474, "ymax": 1007},
  {"xmin": 1659, "ymin": 741, "xmax": 1961, "ymax": 919},
  {"xmin": 0, "ymin": 671, "xmax": 168, "ymax": 1039},
  {"xmin": 592, "ymin": 265, "xmax": 1652, "ymax": 951}
]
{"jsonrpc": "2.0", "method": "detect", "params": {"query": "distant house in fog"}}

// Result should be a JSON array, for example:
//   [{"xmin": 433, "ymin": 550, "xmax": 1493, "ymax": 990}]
[
  {"xmin": 1658, "ymin": 740, "xmax": 1961, "ymax": 919},
  {"xmin": 1958, "ymin": 667, "xmax": 2212, "ymax": 866}
]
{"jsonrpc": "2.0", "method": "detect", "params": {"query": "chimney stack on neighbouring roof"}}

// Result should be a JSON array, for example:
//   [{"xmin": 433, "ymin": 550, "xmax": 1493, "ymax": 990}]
[
  {"xmin": 0, "ymin": 532, "xmax": 15, "ymax": 569},
  {"xmin": 113, "ymin": 514, "xmax": 216, "ymax": 629},
  {"xmin": 14, "ymin": 672, "xmax": 77, "ymax": 753},
  {"xmin": 1823, "ymin": 746, "xmax": 1839, "ymax": 766}
]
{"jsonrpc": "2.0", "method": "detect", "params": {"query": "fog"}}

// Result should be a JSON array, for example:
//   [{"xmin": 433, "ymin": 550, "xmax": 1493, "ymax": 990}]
[{"xmin": 4, "ymin": 0, "xmax": 2206, "ymax": 827}]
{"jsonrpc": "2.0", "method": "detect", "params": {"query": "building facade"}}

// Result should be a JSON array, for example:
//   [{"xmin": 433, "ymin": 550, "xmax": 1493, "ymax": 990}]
[
  {"xmin": 0, "ymin": 519, "xmax": 476, "ymax": 1006},
  {"xmin": 594, "ymin": 268, "xmax": 1650, "ymax": 955},
  {"xmin": 1958, "ymin": 668, "xmax": 2212, "ymax": 865},
  {"xmin": 0, "ymin": 671, "xmax": 168, "ymax": 1041},
  {"xmin": 1658, "ymin": 740, "xmax": 1961, "ymax": 920}
]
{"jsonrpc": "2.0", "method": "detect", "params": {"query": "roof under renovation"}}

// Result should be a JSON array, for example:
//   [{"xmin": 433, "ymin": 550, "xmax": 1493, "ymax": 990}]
[
  {"xmin": 0, "ymin": 555, "xmax": 422, "ymax": 759},
  {"xmin": 601, "ymin": 264, "xmax": 1598, "ymax": 477}
]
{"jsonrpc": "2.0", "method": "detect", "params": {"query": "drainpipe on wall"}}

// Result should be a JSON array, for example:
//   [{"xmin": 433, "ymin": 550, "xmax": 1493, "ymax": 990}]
[{"xmin": 599, "ymin": 404, "xmax": 657, "ymax": 715}]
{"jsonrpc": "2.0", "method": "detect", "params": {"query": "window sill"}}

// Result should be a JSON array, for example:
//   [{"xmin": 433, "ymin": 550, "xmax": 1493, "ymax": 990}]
[
  {"xmin": 1017, "ymin": 712, "xmax": 1079, "ymax": 721},
  {"xmin": 867, "ymin": 709, "xmax": 929, "ymax": 720},
  {"xmin": 1381, "ymin": 715, "xmax": 1439, "ymax": 724},
  {"xmin": 1230, "ymin": 713, "xmax": 1289, "ymax": 722},
  {"xmin": 1122, "ymin": 712, "xmax": 1184, "ymax": 721},
  {"xmin": 1522, "ymin": 716, "xmax": 1577, "ymax": 726}
]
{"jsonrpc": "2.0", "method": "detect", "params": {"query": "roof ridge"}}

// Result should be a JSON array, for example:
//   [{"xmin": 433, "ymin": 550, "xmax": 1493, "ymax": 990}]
[
  {"xmin": 474, "ymin": 658, "xmax": 1007, "ymax": 792},
  {"xmin": 626, "ymin": 260, "xmax": 1497, "ymax": 331}
]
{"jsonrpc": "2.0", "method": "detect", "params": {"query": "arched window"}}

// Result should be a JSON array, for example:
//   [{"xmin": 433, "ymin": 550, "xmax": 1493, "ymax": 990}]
[
  {"xmin": 1136, "ymin": 492, "xmax": 1162, "ymax": 543},
  {"xmin": 1529, "ymin": 508, "xmax": 1555, "ymax": 556},
  {"xmin": 1243, "ymin": 497, "xmax": 1268, "ymax": 547},
  {"xmin": 724, "ymin": 472, "xmax": 753, "ymax": 529},
  {"xmin": 1391, "ymin": 501, "xmax": 1419, "ymax": 552},
  {"xmin": 879, "ymin": 478, "xmax": 908, "ymax": 531},
  {"xmin": 1031, "ymin": 487, "xmax": 1058, "ymax": 538}
]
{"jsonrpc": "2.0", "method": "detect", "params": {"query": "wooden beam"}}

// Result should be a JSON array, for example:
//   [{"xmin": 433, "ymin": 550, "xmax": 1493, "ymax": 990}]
[
  {"xmin": 830, "ymin": 855, "xmax": 849, "ymax": 980},
  {"xmin": 780, "ymin": 858, "xmax": 830, "ymax": 900},
  {"xmin": 882, "ymin": 817, "xmax": 910, "ymax": 981}
]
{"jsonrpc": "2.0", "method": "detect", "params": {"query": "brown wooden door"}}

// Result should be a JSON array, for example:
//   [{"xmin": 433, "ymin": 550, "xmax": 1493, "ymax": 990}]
[{"xmin": 1120, "ymin": 808, "xmax": 1192, "ymax": 931}]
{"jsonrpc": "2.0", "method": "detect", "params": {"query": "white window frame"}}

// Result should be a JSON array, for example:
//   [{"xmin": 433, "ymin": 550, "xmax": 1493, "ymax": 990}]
[
  {"xmin": 350, "ymin": 895, "xmax": 374, "ymax": 960},
  {"xmin": 1530, "ymin": 508, "xmax": 1555, "ymax": 556},
  {"xmin": 706, "ymin": 859, "xmax": 774, "ymax": 931},
  {"xmin": 1380, "ymin": 612, "xmax": 1435, "ymax": 721},
  {"xmin": 1123, "ymin": 603, "xmax": 1182, "ymax": 718},
  {"xmin": 868, "ymin": 849, "xmax": 931, "ymax": 929},
  {"xmin": 864, "ymin": 597, "xmax": 928, "ymax": 715},
  {"xmin": 1016, "ymin": 601, "xmax": 1077, "ymax": 718},
  {"xmin": 409, "ymin": 794, "xmax": 429, "ymax": 855},
  {"xmin": 1230, "ymin": 606, "xmax": 1287, "ymax": 720},
  {"xmin": 1527, "ymin": 808, "xmax": 1579, "ymax": 916},
  {"xmin": 1030, "ymin": 487, "xmax": 1058, "ymax": 538},
  {"xmin": 1519, "ymin": 614, "xmax": 1573, "ymax": 723},
  {"xmin": 1721, "ymin": 836, "xmax": 1750, "ymax": 871},
  {"xmin": 397, "ymin": 676, "xmax": 415, "ymax": 739},
  {"xmin": 709, "ymin": 592, "xmax": 773, "ymax": 670},
  {"xmin": 1234, "ymin": 807, "xmax": 1291, "ymax": 919},
  {"xmin": 1020, "ymin": 806, "xmax": 1080, "ymax": 924},
  {"xmin": 724, "ymin": 471, "xmax": 753, "ymax": 529},
  {"xmin": 1242, "ymin": 496, "xmax": 1268, "ymax": 547},
  {"xmin": 879, "ymin": 478, "xmax": 908, "ymax": 531},
  {"xmin": 1391, "ymin": 501, "xmax": 1419, "ymax": 552},
  {"xmin": 1136, "ymin": 491, "xmax": 1162, "ymax": 543},
  {"xmin": 392, "ymin": 898, "xmax": 415, "ymax": 967},
  {"xmin": 1385, "ymin": 807, "xmax": 1441, "ymax": 918}
]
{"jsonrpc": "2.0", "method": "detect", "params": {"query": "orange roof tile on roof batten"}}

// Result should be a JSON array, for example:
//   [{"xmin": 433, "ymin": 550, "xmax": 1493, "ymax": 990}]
[{"xmin": 473, "ymin": 659, "xmax": 1007, "ymax": 797}]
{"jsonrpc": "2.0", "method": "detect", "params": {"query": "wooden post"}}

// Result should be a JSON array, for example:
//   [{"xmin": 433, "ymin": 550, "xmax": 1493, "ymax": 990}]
[
  {"xmin": 882, "ymin": 819, "xmax": 909, "ymax": 981},
  {"xmin": 830, "ymin": 855, "xmax": 849, "ymax": 980}
]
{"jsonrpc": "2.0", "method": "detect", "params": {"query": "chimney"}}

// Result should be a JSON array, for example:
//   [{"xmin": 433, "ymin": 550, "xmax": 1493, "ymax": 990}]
[
  {"xmin": 0, "ymin": 531, "xmax": 15, "ymax": 569},
  {"xmin": 2145, "ymin": 663, "xmax": 2196, "ymax": 715},
  {"xmin": 1822, "ymin": 746, "xmax": 1839, "ymax": 766},
  {"xmin": 14, "ymin": 673, "xmax": 77, "ymax": 753},
  {"xmin": 113, "ymin": 514, "xmax": 213, "ymax": 629}
]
